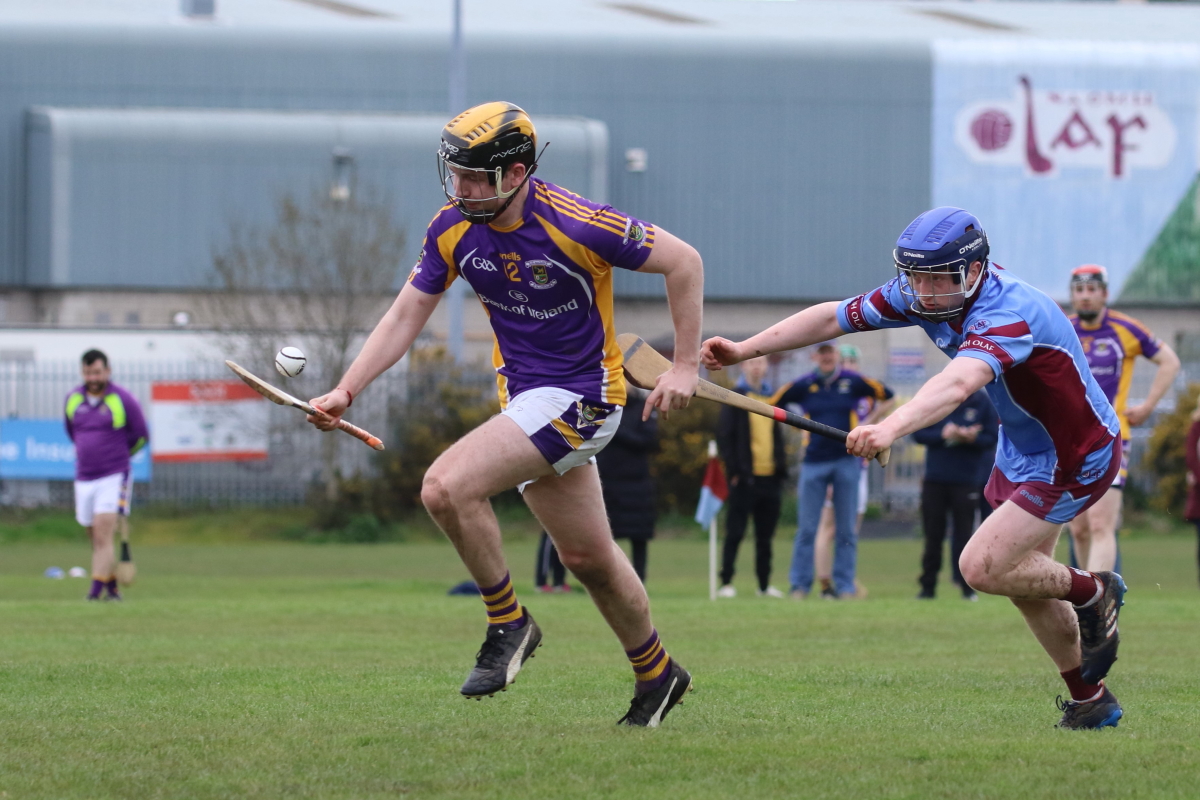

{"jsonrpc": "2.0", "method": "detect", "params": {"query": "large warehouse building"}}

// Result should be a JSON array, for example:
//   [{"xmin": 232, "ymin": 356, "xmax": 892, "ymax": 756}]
[{"xmin": 0, "ymin": 0, "xmax": 1197, "ymax": 381}]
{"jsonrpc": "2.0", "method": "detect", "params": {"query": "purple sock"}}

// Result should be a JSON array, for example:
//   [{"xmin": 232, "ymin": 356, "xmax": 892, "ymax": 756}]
[
  {"xmin": 88, "ymin": 579, "xmax": 104, "ymax": 599},
  {"xmin": 105, "ymin": 578, "xmax": 120, "ymax": 597}
]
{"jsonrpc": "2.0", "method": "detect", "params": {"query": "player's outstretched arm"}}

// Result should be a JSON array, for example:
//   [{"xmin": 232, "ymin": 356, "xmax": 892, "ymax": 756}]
[
  {"xmin": 845, "ymin": 357, "xmax": 994, "ymax": 460},
  {"xmin": 700, "ymin": 301, "xmax": 844, "ymax": 371},
  {"xmin": 308, "ymin": 283, "xmax": 441, "ymax": 427},
  {"xmin": 1127, "ymin": 344, "xmax": 1181, "ymax": 427},
  {"xmin": 637, "ymin": 227, "xmax": 703, "ymax": 419}
]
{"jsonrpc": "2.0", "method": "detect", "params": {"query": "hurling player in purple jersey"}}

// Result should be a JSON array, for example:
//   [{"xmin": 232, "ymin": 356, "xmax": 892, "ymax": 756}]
[
  {"xmin": 702, "ymin": 207, "xmax": 1128, "ymax": 730},
  {"xmin": 307, "ymin": 103, "xmax": 703, "ymax": 727},
  {"xmin": 1067, "ymin": 264, "xmax": 1179, "ymax": 573}
]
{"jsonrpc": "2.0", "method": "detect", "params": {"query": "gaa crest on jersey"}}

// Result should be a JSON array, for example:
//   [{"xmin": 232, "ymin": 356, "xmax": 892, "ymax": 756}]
[
  {"xmin": 575, "ymin": 401, "xmax": 605, "ymax": 428},
  {"xmin": 622, "ymin": 217, "xmax": 647, "ymax": 248},
  {"xmin": 527, "ymin": 260, "xmax": 558, "ymax": 290}
]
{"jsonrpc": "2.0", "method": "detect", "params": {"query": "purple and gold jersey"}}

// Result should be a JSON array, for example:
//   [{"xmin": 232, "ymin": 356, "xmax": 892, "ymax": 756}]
[
  {"xmin": 408, "ymin": 177, "xmax": 655, "ymax": 407},
  {"xmin": 838, "ymin": 266, "xmax": 1120, "ymax": 493},
  {"xmin": 1069, "ymin": 308, "xmax": 1161, "ymax": 440}
]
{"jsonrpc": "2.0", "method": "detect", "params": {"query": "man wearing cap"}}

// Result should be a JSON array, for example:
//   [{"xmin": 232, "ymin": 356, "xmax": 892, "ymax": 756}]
[
  {"xmin": 778, "ymin": 341, "xmax": 894, "ymax": 599},
  {"xmin": 1067, "ymin": 264, "xmax": 1179, "ymax": 572},
  {"xmin": 812, "ymin": 343, "xmax": 891, "ymax": 598}
]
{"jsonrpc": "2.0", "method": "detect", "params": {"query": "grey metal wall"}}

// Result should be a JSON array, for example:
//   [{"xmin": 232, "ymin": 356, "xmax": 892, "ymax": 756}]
[
  {"xmin": 1, "ymin": 25, "xmax": 931, "ymax": 300},
  {"xmin": 24, "ymin": 108, "xmax": 607, "ymax": 288}
]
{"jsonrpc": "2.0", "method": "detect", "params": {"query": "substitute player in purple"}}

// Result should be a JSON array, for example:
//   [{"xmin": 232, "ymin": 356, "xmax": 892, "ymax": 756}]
[
  {"xmin": 702, "ymin": 207, "xmax": 1127, "ymax": 729},
  {"xmin": 64, "ymin": 350, "xmax": 148, "ymax": 602},
  {"xmin": 307, "ymin": 103, "xmax": 703, "ymax": 727},
  {"xmin": 1067, "ymin": 264, "xmax": 1180, "ymax": 573}
]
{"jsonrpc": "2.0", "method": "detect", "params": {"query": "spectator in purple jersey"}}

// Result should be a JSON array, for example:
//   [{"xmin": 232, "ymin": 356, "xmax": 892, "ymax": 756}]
[
  {"xmin": 64, "ymin": 350, "xmax": 148, "ymax": 602},
  {"xmin": 306, "ymin": 103, "xmax": 703, "ymax": 727},
  {"xmin": 1066, "ymin": 264, "xmax": 1180, "ymax": 573},
  {"xmin": 703, "ymin": 207, "xmax": 1129, "ymax": 730}
]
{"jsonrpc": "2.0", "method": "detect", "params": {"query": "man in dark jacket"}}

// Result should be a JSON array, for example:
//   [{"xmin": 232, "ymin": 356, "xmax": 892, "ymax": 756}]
[
  {"xmin": 912, "ymin": 389, "xmax": 998, "ymax": 600},
  {"xmin": 715, "ymin": 357, "xmax": 788, "ymax": 598},
  {"xmin": 597, "ymin": 387, "xmax": 659, "ymax": 582}
]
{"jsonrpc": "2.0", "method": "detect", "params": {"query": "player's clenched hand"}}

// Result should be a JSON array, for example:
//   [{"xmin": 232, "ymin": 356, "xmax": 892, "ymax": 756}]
[
  {"xmin": 845, "ymin": 424, "xmax": 894, "ymax": 460},
  {"xmin": 644, "ymin": 364, "xmax": 697, "ymax": 420},
  {"xmin": 1125, "ymin": 402, "xmax": 1153, "ymax": 427},
  {"xmin": 700, "ymin": 337, "xmax": 745, "ymax": 371},
  {"xmin": 306, "ymin": 389, "xmax": 350, "ymax": 431}
]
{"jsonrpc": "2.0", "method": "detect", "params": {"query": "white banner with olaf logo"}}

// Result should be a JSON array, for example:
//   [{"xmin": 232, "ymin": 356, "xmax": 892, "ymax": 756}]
[{"xmin": 932, "ymin": 40, "xmax": 1200, "ymax": 302}]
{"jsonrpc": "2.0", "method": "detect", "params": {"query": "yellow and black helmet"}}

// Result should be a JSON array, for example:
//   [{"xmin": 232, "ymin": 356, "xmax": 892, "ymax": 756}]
[
  {"xmin": 439, "ymin": 101, "xmax": 537, "ymax": 172},
  {"xmin": 437, "ymin": 102, "xmax": 542, "ymax": 224}
]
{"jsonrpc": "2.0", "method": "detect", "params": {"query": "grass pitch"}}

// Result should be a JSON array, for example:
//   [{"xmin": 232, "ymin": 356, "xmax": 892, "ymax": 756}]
[{"xmin": 1, "ymin": 531, "xmax": 1198, "ymax": 799}]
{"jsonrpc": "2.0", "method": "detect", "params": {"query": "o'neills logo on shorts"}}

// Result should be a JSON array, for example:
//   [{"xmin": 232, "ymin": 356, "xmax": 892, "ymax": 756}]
[{"xmin": 1019, "ymin": 488, "xmax": 1045, "ymax": 508}]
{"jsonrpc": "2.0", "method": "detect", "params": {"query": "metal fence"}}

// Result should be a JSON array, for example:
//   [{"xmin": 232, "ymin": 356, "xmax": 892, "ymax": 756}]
[
  {"xmin": 0, "ymin": 359, "xmax": 418, "ymax": 507},
  {"xmin": 2, "ymin": 354, "xmax": 1196, "ymax": 513}
]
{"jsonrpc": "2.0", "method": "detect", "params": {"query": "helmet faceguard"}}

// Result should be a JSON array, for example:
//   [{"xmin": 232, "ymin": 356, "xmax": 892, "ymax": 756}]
[
  {"xmin": 437, "ymin": 102, "xmax": 544, "ymax": 225},
  {"xmin": 893, "ymin": 207, "xmax": 990, "ymax": 322},
  {"xmin": 1069, "ymin": 264, "xmax": 1109, "ymax": 321}
]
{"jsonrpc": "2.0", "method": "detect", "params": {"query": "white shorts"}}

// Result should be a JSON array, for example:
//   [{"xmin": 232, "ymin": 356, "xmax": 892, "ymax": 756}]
[
  {"xmin": 502, "ymin": 386, "xmax": 622, "ymax": 479},
  {"xmin": 74, "ymin": 471, "xmax": 131, "ymax": 527}
]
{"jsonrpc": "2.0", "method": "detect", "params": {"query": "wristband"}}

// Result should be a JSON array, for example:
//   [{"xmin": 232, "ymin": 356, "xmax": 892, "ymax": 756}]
[{"xmin": 336, "ymin": 387, "xmax": 354, "ymax": 407}]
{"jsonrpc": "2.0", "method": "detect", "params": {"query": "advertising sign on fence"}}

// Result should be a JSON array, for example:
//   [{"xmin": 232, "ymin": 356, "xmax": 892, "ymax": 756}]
[
  {"xmin": 0, "ymin": 419, "xmax": 151, "ymax": 481},
  {"xmin": 150, "ymin": 380, "xmax": 268, "ymax": 462}
]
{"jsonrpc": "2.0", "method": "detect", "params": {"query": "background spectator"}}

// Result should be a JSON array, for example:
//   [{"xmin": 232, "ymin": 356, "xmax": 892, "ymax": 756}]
[
  {"xmin": 715, "ymin": 356, "xmax": 787, "ymax": 598},
  {"xmin": 779, "ymin": 342, "xmax": 894, "ymax": 599},
  {"xmin": 1186, "ymin": 395, "xmax": 1200, "ymax": 588},
  {"xmin": 814, "ymin": 343, "xmax": 883, "ymax": 598},
  {"xmin": 597, "ymin": 386, "xmax": 659, "ymax": 582},
  {"xmin": 912, "ymin": 389, "xmax": 998, "ymax": 600},
  {"xmin": 534, "ymin": 531, "xmax": 571, "ymax": 592}
]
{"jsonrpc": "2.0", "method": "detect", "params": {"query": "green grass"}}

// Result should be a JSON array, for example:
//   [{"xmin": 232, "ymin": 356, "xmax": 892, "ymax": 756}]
[{"xmin": 1, "ymin": 531, "xmax": 1198, "ymax": 799}]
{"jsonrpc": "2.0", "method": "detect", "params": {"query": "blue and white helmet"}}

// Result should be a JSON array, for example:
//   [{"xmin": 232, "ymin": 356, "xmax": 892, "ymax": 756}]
[{"xmin": 893, "ymin": 207, "xmax": 989, "ymax": 322}]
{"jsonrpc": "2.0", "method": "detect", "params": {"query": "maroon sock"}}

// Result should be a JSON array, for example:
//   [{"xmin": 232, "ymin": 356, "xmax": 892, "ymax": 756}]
[
  {"xmin": 1062, "ymin": 567, "xmax": 1102, "ymax": 607},
  {"xmin": 1060, "ymin": 667, "xmax": 1103, "ymax": 702}
]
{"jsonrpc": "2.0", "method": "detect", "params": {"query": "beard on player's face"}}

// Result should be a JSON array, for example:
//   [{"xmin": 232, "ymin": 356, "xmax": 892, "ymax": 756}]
[{"xmin": 1071, "ymin": 285, "xmax": 1106, "ymax": 321}]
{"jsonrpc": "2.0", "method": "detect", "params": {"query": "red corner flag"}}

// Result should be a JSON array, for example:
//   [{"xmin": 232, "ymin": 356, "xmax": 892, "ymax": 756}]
[{"xmin": 694, "ymin": 451, "xmax": 728, "ymax": 528}]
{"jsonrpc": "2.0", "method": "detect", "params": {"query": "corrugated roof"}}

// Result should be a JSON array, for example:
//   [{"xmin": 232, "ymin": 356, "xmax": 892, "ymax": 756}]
[{"xmin": 1, "ymin": 1, "xmax": 1199, "ymax": 43}]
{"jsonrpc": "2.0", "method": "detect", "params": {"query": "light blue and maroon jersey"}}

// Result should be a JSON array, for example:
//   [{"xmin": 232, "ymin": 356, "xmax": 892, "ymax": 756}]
[
  {"xmin": 837, "ymin": 266, "xmax": 1120, "ymax": 486},
  {"xmin": 64, "ymin": 382, "xmax": 149, "ymax": 482},
  {"xmin": 1069, "ymin": 308, "xmax": 1161, "ymax": 440},
  {"xmin": 407, "ymin": 177, "xmax": 656, "ymax": 407}
]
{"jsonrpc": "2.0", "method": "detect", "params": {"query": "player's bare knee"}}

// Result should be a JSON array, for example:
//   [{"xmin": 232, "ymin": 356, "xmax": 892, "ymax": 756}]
[
  {"xmin": 958, "ymin": 554, "xmax": 994, "ymax": 594},
  {"xmin": 420, "ymin": 473, "xmax": 455, "ymax": 519},
  {"xmin": 557, "ymin": 548, "xmax": 612, "ymax": 587}
]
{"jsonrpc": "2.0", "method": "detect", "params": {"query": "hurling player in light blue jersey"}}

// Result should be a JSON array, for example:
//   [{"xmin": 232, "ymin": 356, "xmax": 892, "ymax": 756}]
[
  {"xmin": 307, "ymin": 103, "xmax": 703, "ymax": 727},
  {"xmin": 702, "ymin": 207, "xmax": 1128, "ymax": 730}
]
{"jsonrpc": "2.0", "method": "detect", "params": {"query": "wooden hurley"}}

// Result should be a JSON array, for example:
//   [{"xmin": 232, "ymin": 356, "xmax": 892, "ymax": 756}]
[
  {"xmin": 225, "ymin": 360, "xmax": 385, "ymax": 451},
  {"xmin": 616, "ymin": 333, "xmax": 889, "ymax": 467}
]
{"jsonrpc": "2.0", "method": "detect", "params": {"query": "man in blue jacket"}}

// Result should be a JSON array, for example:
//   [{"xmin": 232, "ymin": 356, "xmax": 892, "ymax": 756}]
[{"xmin": 912, "ymin": 389, "xmax": 998, "ymax": 600}]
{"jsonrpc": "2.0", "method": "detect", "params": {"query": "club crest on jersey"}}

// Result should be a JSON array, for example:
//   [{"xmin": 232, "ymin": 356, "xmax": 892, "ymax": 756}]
[
  {"xmin": 575, "ymin": 402, "xmax": 606, "ymax": 428},
  {"xmin": 622, "ymin": 218, "xmax": 647, "ymax": 248},
  {"xmin": 967, "ymin": 318, "xmax": 991, "ymax": 334},
  {"xmin": 527, "ymin": 260, "xmax": 558, "ymax": 290}
]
